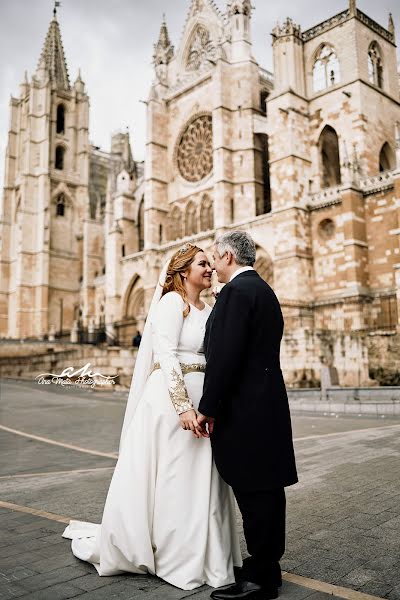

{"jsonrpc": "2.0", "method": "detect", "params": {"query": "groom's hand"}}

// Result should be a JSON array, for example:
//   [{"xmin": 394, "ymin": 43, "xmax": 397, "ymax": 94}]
[{"xmin": 196, "ymin": 413, "xmax": 215, "ymax": 437}]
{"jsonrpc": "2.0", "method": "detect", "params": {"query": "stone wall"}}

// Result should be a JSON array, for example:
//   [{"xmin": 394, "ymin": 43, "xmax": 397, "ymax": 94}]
[
  {"xmin": 0, "ymin": 342, "xmax": 136, "ymax": 388},
  {"xmin": 367, "ymin": 332, "xmax": 400, "ymax": 385}
]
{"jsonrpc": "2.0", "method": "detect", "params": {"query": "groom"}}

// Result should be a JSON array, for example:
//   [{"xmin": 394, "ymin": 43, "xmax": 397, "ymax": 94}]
[{"xmin": 198, "ymin": 231, "xmax": 298, "ymax": 600}]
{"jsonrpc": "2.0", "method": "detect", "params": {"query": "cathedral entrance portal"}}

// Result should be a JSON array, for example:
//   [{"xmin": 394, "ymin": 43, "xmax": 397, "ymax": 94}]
[{"xmin": 118, "ymin": 276, "xmax": 145, "ymax": 347}]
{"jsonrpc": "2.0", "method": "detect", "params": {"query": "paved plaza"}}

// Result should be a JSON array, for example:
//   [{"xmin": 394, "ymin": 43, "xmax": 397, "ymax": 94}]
[{"xmin": 0, "ymin": 379, "xmax": 400, "ymax": 600}]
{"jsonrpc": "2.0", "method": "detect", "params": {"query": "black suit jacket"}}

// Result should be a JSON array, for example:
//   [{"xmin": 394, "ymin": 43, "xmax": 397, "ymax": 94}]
[{"xmin": 198, "ymin": 270, "xmax": 298, "ymax": 490}]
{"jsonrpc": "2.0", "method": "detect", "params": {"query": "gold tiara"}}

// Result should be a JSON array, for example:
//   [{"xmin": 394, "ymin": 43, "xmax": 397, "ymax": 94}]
[{"xmin": 177, "ymin": 243, "xmax": 196, "ymax": 255}]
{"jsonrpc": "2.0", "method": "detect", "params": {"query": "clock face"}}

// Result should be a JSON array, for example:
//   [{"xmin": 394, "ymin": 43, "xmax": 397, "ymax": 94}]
[{"xmin": 176, "ymin": 115, "xmax": 213, "ymax": 183}]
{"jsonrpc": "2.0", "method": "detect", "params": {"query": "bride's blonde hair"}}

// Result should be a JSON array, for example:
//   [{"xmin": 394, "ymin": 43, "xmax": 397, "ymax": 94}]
[{"xmin": 161, "ymin": 243, "xmax": 203, "ymax": 317}]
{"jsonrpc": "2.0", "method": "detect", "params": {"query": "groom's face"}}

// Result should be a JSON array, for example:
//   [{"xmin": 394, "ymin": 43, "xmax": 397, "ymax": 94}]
[{"xmin": 212, "ymin": 247, "xmax": 229, "ymax": 283}]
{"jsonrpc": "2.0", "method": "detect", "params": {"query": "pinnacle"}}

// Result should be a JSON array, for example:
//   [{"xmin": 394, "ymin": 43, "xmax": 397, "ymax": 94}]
[
  {"xmin": 154, "ymin": 14, "xmax": 174, "ymax": 66},
  {"xmin": 157, "ymin": 16, "xmax": 172, "ymax": 49},
  {"xmin": 388, "ymin": 13, "xmax": 395, "ymax": 36},
  {"xmin": 37, "ymin": 11, "xmax": 70, "ymax": 90},
  {"xmin": 180, "ymin": 0, "xmax": 224, "ymax": 45}
]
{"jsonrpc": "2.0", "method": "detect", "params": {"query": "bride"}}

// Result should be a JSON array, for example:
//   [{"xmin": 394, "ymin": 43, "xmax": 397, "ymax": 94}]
[{"xmin": 62, "ymin": 243, "xmax": 242, "ymax": 590}]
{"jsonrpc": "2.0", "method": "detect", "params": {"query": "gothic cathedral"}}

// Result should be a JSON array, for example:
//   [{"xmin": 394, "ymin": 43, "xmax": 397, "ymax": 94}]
[{"xmin": 0, "ymin": 0, "xmax": 399, "ymax": 386}]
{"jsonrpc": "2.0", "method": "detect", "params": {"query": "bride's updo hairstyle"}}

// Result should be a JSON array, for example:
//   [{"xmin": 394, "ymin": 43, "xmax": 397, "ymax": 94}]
[{"xmin": 161, "ymin": 243, "xmax": 203, "ymax": 317}]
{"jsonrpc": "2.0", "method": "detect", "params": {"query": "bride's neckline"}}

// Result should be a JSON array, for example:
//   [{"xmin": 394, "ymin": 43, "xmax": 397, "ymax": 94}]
[{"xmin": 189, "ymin": 301, "xmax": 206, "ymax": 312}]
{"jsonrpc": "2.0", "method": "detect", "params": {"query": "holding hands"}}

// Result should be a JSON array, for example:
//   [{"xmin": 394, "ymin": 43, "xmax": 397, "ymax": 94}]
[
  {"xmin": 179, "ymin": 409, "xmax": 206, "ymax": 438},
  {"xmin": 197, "ymin": 413, "xmax": 214, "ymax": 435},
  {"xmin": 179, "ymin": 410, "xmax": 214, "ymax": 438}
]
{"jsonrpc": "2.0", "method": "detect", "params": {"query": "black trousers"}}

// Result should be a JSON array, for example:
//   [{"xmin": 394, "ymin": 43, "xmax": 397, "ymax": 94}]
[{"xmin": 232, "ymin": 487, "xmax": 286, "ymax": 586}]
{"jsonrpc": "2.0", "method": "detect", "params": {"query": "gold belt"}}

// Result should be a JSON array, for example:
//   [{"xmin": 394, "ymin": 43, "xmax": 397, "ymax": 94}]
[{"xmin": 151, "ymin": 362, "xmax": 206, "ymax": 376}]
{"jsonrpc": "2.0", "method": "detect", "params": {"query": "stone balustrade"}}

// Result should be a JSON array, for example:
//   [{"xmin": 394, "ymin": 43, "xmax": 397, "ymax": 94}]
[
  {"xmin": 308, "ymin": 185, "xmax": 342, "ymax": 209},
  {"xmin": 359, "ymin": 170, "xmax": 395, "ymax": 194}
]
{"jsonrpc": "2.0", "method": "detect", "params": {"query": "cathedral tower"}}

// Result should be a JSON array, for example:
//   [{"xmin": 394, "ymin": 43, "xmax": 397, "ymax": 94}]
[
  {"xmin": 227, "ymin": 0, "xmax": 253, "ymax": 62},
  {"xmin": 0, "ymin": 7, "xmax": 90, "ymax": 338},
  {"xmin": 266, "ymin": 0, "xmax": 400, "ymax": 383}
]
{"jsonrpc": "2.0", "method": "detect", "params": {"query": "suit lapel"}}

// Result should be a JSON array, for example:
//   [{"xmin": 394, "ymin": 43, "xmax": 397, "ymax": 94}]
[{"xmin": 204, "ymin": 305, "xmax": 215, "ymax": 358}]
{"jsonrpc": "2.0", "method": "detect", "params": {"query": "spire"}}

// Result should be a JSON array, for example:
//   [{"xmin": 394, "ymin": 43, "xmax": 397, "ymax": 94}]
[
  {"xmin": 153, "ymin": 15, "xmax": 174, "ymax": 83},
  {"xmin": 388, "ymin": 13, "xmax": 395, "ymax": 37},
  {"xmin": 36, "ymin": 8, "xmax": 70, "ymax": 90},
  {"xmin": 74, "ymin": 69, "xmax": 85, "ymax": 94},
  {"xmin": 154, "ymin": 15, "xmax": 174, "ymax": 62},
  {"xmin": 19, "ymin": 70, "xmax": 29, "ymax": 97},
  {"xmin": 159, "ymin": 14, "xmax": 172, "ymax": 49}
]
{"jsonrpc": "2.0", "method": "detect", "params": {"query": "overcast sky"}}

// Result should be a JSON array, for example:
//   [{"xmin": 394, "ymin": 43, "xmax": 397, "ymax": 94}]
[{"xmin": 0, "ymin": 0, "xmax": 398, "ymax": 192}]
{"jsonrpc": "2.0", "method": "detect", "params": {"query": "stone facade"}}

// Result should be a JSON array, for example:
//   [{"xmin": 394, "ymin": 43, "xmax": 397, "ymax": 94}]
[{"xmin": 0, "ymin": 0, "xmax": 399, "ymax": 387}]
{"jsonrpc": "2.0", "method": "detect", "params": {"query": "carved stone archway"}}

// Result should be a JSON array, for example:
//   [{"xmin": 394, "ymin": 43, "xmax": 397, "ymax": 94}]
[
  {"xmin": 118, "ymin": 275, "xmax": 145, "ymax": 346},
  {"xmin": 379, "ymin": 142, "xmax": 395, "ymax": 172},
  {"xmin": 254, "ymin": 248, "xmax": 273, "ymax": 286}
]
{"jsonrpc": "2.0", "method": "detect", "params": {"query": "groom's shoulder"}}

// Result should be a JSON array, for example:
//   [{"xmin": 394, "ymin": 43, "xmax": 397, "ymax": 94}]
[
  {"xmin": 229, "ymin": 270, "xmax": 262, "ymax": 291},
  {"xmin": 230, "ymin": 271, "xmax": 278, "ymax": 300},
  {"xmin": 220, "ymin": 276, "xmax": 254, "ymax": 302}
]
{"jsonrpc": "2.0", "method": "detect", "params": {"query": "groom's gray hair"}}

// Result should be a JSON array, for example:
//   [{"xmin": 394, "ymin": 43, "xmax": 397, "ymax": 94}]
[{"xmin": 214, "ymin": 231, "xmax": 256, "ymax": 266}]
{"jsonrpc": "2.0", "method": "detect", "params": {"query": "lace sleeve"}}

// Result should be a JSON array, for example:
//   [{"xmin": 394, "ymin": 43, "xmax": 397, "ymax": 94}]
[{"xmin": 153, "ymin": 292, "xmax": 193, "ymax": 415}]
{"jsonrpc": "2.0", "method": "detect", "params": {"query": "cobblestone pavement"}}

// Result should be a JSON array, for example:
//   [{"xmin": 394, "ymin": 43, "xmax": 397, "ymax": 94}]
[{"xmin": 1, "ymin": 379, "xmax": 400, "ymax": 600}]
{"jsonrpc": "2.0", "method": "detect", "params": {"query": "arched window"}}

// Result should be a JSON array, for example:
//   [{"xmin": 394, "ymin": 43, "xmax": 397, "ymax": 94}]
[
  {"xmin": 200, "ymin": 195, "xmax": 214, "ymax": 231},
  {"xmin": 313, "ymin": 45, "xmax": 341, "ymax": 92},
  {"xmin": 56, "ymin": 104, "xmax": 65, "ymax": 134},
  {"xmin": 318, "ymin": 125, "xmax": 341, "ymax": 188},
  {"xmin": 55, "ymin": 146, "xmax": 65, "ymax": 170},
  {"xmin": 368, "ymin": 42, "xmax": 383, "ymax": 88},
  {"xmin": 185, "ymin": 202, "xmax": 198, "ymax": 236},
  {"xmin": 56, "ymin": 194, "xmax": 65, "ymax": 216},
  {"xmin": 260, "ymin": 89, "xmax": 268, "ymax": 115},
  {"xmin": 170, "ymin": 206, "xmax": 182, "ymax": 241},
  {"xmin": 138, "ymin": 198, "xmax": 144, "ymax": 251},
  {"xmin": 254, "ymin": 133, "xmax": 271, "ymax": 214},
  {"xmin": 159, "ymin": 224, "xmax": 163, "ymax": 244},
  {"xmin": 379, "ymin": 142, "xmax": 395, "ymax": 172}
]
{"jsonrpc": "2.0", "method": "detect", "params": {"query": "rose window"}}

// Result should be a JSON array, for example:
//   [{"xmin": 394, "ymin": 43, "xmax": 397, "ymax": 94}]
[
  {"xmin": 177, "ymin": 115, "xmax": 213, "ymax": 182},
  {"xmin": 186, "ymin": 27, "xmax": 217, "ymax": 72}
]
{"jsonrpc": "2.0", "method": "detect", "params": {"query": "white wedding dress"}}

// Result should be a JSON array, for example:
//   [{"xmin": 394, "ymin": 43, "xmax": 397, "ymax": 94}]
[{"xmin": 62, "ymin": 291, "xmax": 242, "ymax": 590}]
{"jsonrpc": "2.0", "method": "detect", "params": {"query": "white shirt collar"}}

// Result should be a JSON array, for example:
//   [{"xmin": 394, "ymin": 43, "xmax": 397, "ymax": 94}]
[{"xmin": 229, "ymin": 266, "xmax": 254, "ymax": 282}]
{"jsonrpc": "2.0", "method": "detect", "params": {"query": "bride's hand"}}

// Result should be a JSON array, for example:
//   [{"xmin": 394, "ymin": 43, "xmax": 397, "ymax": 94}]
[{"xmin": 179, "ymin": 409, "xmax": 208, "ymax": 438}]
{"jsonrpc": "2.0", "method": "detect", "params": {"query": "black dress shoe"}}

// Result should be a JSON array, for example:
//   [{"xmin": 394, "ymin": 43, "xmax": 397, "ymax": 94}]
[
  {"xmin": 210, "ymin": 580, "xmax": 278, "ymax": 600},
  {"xmin": 234, "ymin": 567, "xmax": 282, "ymax": 588}
]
